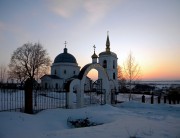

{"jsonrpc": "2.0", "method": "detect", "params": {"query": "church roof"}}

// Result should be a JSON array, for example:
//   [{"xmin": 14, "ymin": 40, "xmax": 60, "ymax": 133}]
[
  {"xmin": 40, "ymin": 75, "xmax": 62, "ymax": 79},
  {"xmin": 91, "ymin": 52, "xmax": 98, "ymax": 58},
  {"xmin": 54, "ymin": 48, "xmax": 77, "ymax": 64},
  {"xmin": 99, "ymin": 51, "xmax": 117, "ymax": 57}
]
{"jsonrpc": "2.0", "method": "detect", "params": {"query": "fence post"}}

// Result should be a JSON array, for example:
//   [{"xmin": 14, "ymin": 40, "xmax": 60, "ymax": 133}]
[
  {"xmin": 142, "ymin": 95, "xmax": 145, "ymax": 103},
  {"xmin": 172, "ymin": 97, "xmax": 176, "ymax": 104},
  {"xmin": 168, "ymin": 96, "xmax": 171, "ymax": 104},
  {"xmin": 177, "ymin": 95, "xmax": 180, "ymax": 104},
  {"xmin": 24, "ymin": 79, "xmax": 33, "ymax": 114},
  {"xmin": 158, "ymin": 96, "xmax": 161, "ymax": 104},
  {"xmin": 164, "ymin": 96, "xmax": 166, "ymax": 104},
  {"xmin": 66, "ymin": 91, "xmax": 68, "ymax": 109},
  {"xmin": 151, "ymin": 93, "xmax": 154, "ymax": 104}
]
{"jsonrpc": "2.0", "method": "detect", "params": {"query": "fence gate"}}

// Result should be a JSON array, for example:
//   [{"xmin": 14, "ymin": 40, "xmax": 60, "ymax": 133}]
[{"xmin": 84, "ymin": 79, "xmax": 106, "ymax": 105}]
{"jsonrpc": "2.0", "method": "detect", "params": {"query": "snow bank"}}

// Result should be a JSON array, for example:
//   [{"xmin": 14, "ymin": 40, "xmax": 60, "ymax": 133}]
[{"xmin": 0, "ymin": 102, "xmax": 180, "ymax": 138}]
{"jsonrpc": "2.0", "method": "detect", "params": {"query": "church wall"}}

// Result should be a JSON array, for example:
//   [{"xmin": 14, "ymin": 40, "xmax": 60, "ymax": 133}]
[
  {"xmin": 41, "ymin": 77, "xmax": 63, "ymax": 89},
  {"xmin": 99, "ymin": 54, "xmax": 118, "ymax": 89},
  {"xmin": 99, "ymin": 56, "xmax": 117, "ymax": 80},
  {"xmin": 52, "ymin": 79, "xmax": 64, "ymax": 89},
  {"xmin": 51, "ymin": 63, "xmax": 80, "ymax": 80},
  {"xmin": 41, "ymin": 77, "xmax": 50, "ymax": 89}
]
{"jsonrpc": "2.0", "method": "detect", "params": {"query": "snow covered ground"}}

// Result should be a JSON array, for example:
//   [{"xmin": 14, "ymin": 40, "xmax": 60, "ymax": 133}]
[{"xmin": 0, "ymin": 101, "xmax": 180, "ymax": 138}]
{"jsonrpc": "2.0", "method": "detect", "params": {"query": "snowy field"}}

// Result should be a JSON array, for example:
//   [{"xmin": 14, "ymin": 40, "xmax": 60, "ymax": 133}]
[{"xmin": 0, "ymin": 101, "xmax": 180, "ymax": 138}]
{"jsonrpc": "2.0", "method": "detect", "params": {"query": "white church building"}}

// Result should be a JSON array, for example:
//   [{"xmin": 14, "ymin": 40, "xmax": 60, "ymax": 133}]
[
  {"xmin": 41, "ymin": 33, "xmax": 118, "ymax": 107},
  {"xmin": 41, "ymin": 42, "xmax": 80, "ymax": 90}
]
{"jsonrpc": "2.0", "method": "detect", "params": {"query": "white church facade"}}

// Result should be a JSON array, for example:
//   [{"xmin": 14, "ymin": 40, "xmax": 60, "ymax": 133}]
[
  {"xmin": 41, "ymin": 33, "xmax": 118, "ymax": 107},
  {"xmin": 41, "ymin": 41, "xmax": 80, "ymax": 90}
]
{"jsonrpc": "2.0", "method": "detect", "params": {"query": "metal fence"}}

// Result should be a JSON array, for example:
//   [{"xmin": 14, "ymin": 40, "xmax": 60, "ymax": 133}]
[
  {"xmin": 84, "ymin": 89, "xmax": 106, "ymax": 106},
  {"xmin": 0, "ymin": 88, "xmax": 24, "ymax": 112},
  {"xmin": 131, "ymin": 94, "xmax": 180, "ymax": 104},
  {"xmin": 0, "ymin": 88, "xmax": 67, "ymax": 113},
  {"xmin": 33, "ymin": 89, "xmax": 67, "ymax": 112}
]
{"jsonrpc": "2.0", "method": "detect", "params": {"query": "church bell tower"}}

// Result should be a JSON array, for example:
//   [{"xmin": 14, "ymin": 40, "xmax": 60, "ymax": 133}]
[{"xmin": 98, "ymin": 32, "xmax": 118, "ymax": 89}]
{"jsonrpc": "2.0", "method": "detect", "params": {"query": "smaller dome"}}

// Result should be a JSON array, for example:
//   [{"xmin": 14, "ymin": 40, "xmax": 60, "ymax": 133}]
[
  {"xmin": 54, "ymin": 48, "xmax": 77, "ymax": 64},
  {"xmin": 91, "ymin": 52, "xmax": 98, "ymax": 58},
  {"xmin": 91, "ymin": 45, "xmax": 98, "ymax": 59}
]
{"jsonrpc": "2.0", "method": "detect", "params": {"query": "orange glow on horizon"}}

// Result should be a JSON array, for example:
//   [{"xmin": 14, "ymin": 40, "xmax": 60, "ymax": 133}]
[
  {"xmin": 142, "ymin": 72, "xmax": 180, "ymax": 80},
  {"xmin": 141, "ymin": 65, "xmax": 180, "ymax": 80},
  {"xmin": 86, "ymin": 66, "xmax": 180, "ymax": 81}
]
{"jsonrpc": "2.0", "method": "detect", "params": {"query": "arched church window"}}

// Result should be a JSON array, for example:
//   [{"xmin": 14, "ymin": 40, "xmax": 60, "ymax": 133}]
[
  {"xmin": 73, "ymin": 71, "xmax": 76, "ymax": 75},
  {"xmin": 64, "ymin": 70, "xmax": 66, "ymax": 74},
  {"xmin": 103, "ymin": 60, "xmax": 107, "ymax": 68},
  {"xmin": 113, "ymin": 72, "xmax": 116, "ymax": 80},
  {"xmin": 54, "ymin": 70, "xmax": 57, "ymax": 75},
  {"xmin": 113, "ymin": 60, "xmax": 115, "ymax": 69}
]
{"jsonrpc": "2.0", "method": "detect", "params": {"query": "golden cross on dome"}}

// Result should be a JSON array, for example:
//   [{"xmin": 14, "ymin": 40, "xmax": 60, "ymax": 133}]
[
  {"xmin": 64, "ymin": 41, "xmax": 67, "ymax": 48},
  {"xmin": 93, "ymin": 45, "xmax": 96, "ymax": 52}
]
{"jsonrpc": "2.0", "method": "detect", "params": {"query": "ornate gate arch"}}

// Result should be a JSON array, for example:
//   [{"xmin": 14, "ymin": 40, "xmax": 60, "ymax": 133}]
[
  {"xmin": 80, "ymin": 63, "xmax": 110, "ymax": 107},
  {"xmin": 67, "ymin": 63, "xmax": 111, "ymax": 108}
]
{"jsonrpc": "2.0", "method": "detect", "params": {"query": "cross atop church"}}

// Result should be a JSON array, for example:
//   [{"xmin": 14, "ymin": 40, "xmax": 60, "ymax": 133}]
[
  {"xmin": 93, "ymin": 45, "xmax": 96, "ymax": 52},
  {"xmin": 64, "ymin": 41, "xmax": 67, "ymax": 48}
]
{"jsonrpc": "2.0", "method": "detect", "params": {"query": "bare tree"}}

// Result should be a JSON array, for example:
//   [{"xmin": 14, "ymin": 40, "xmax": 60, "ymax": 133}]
[
  {"xmin": 123, "ymin": 52, "xmax": 141, "ymax": 100},
  {"xmin": 8, "ymin": 64, "xmax": 27, "ymax": 84},
  {"xmin": 117, "ymin": 65, "xmax": 123, "ymax": 80},
  {"xmin": 117, "ymin": 65, "xmax": 126, "ymax": 91},
  {"xmin": 0, "ymin": 64, "xmax": 7, "ymax": 84},
  {"xmin": 8, "ymin": 42, "xmax": 51, "ymax": 84}
]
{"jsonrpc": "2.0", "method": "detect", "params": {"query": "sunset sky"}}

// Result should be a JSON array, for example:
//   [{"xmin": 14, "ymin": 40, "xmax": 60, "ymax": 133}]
[{"xmin": 0, "ymin": 0, "xmax": 180, "ymax": 81}]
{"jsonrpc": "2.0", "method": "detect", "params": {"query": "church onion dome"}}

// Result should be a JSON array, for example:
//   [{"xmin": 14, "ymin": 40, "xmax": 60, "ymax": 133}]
[
  {"xmin": 91, "ymin": 45, "xmax": 98, "ymax": 58},
  {"xmin": 91, "ymin": 53, "xmax": 98, "ymax": 58},
  {"xmin": 54, "ymin": 48, "xmax": 77, "ymax": 64}
]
